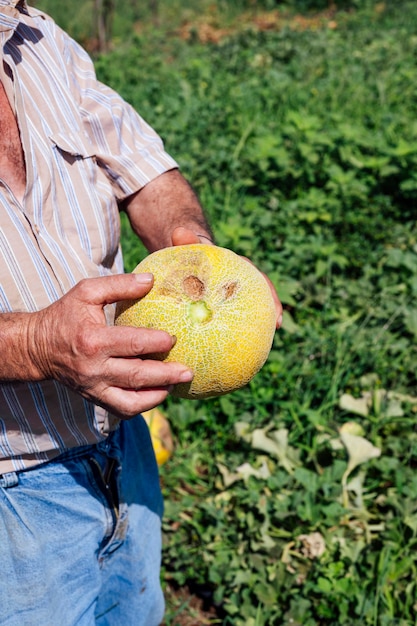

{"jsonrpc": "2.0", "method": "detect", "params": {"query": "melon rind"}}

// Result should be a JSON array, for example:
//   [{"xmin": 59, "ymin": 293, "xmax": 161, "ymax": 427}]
[{"xmin": 115, "ymin": 244, "xmax": 277, "ymax": 399}]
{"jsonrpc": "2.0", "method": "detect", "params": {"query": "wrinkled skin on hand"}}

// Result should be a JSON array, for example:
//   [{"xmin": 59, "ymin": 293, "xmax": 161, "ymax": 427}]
[{"xmin": 28, "ymin": 273, "xmax": 194, "ymax": 419}]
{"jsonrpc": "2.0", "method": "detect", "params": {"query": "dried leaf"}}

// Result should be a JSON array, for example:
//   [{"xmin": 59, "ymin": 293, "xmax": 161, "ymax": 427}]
[
  {"xmin": 340, "ymin": 431, "xmax": 381, "ymax": 478},
  {"xmin": 339, "ymin": 421, "xmax": 365, "ymax": 437},
  {"xmin": 217, "ymin": 459, "xmax": 271, "ymax": 488},
  {"xmin": 345, "ymin": 472, "xmax": 365, "ymax": 509},
  {"xmin": 236, "ymin": 460, "xmax": 271, "ymax": 482},
  {"xmin": 297, "ymin": 532, "xmax": 326, "ymax": 559},
  {"xmin": 251, "ymin": 427, "xmax": 299, "ymax": 474},
  {"xmin": 340, "ymin": 431, "xmax": 381, "ymax": 507},
  {"xmin": 217, "ymin": 463, "xmax": 241, "ymax": 488},
  {"xmin": 234, "ymin": 420, "xmax": 251, "ymax": 441},
  {"xmin": 339, "ymin": 393, "xmax": 371, "ymax": 417}
]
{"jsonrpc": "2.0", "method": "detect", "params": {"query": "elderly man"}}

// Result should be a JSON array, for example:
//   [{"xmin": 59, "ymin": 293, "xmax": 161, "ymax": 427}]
[{"xmin": 0, "ymin": 2, "xmax": 281, "ymax": 624}]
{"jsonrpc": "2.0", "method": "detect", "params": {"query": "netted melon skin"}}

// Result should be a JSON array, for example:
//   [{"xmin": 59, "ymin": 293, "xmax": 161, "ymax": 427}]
[{"xmin": 115, "ymin": 244, "xmax": 277, "ymax": 399}]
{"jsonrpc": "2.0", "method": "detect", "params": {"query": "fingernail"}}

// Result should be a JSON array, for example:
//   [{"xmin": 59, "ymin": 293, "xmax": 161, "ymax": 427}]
[
  {"xmin": 179, "ymin": 369, "xmax": 194, "ymax": 383},
  {"xmin": 277, "ymin": 314, "xmax": 283, "ymax": 328},
  {"xmin": 171, "ymin": 335, "xmax": 177, "ymax": 347},
  {"xmin": 134, "ymin": 273, "xmax": 153, "ymax": 284}
]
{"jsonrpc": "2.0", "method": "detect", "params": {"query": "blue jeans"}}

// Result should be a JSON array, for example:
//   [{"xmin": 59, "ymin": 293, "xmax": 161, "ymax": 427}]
[{"xmin": 0, "ymin": 416, "xmax": 165, "ymax": 626}]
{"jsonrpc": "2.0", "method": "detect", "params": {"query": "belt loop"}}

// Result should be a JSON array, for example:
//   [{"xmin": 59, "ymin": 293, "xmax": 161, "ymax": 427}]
[{"xmin": 0, "ymin": 471, "xmax": 19, "ymax": 488}]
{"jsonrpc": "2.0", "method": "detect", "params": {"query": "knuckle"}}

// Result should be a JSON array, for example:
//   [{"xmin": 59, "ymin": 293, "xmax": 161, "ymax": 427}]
[
  {"xmin": 129, "ymin": 330, "xmax": 165, "ymax": 357},
  {"xmin": 129, "ymin": 334, "xmax": 147, "ymax": 356},
  {"xmin": 125, "ymin": 361, "xmax": 172, "ymax": 390},
  {"xmin": 125, "ymin": 368, "xmax": 145, "ymax": 390},
  {"xmin": 76, "ymin": 328, "xmax": 101, "ymax": 358},
  {"xmin": 74, "ymin": 278, "xmax": 91, "ymax": 298}
]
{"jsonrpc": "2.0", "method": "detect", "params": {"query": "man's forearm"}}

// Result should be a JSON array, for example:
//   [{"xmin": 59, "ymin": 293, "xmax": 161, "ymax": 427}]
[
  {"xmin": 0, "ymin": 312, "xmax": 44, "ymax": 382},
  {"xmin": 123, "ymin": 169, "xmax": 213, "ymax": 251}
]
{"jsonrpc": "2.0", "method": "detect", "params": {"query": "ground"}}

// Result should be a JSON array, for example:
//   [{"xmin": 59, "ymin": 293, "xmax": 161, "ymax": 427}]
[{"xmin": 162, "ymin": 582, "xmax": 221, "ymax": 625}]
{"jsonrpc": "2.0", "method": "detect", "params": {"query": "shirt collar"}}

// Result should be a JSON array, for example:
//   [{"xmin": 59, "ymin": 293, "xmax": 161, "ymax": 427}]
[
  {"xmin": 0, "ymin": 0, "xmax": 27, "ymax": 34},
  {"xmin": 0, "ymin": 0, "xmax": 27, "ymax": 7}
]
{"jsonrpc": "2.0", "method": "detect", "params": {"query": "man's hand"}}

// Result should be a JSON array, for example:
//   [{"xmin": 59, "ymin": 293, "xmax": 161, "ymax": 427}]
[
  {"xmin": 171, "ymin": 226, "xmax": 214, "ymax": 246},
  {"xmin": 22, "ymin": 274, "xmax": 193, "ymax": 418}
]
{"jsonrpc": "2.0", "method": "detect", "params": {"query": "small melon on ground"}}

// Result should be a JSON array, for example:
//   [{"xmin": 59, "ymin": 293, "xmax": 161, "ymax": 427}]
[
  {"xmin": 142, "ymin": 407, "xmax": 174, "ymax": 466},
  {"xmin": 115, "ymin": 244, "xmax": 277, "ymax": 399}
]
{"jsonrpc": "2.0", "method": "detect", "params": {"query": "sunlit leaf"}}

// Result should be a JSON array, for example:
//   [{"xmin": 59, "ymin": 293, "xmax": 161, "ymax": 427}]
[
  {"xmin": 339, "ymin": 421, "xmax": 365, "ymax": 437},
  {"xmin": 251, "ymin": 428, "xmax": 300, "ymax": 474},
  {"xmin": 341, "ymin": 432, "xmax": 381, "ymax": 476},
  {"xmin": 340, "ymin": 431, "xmax": 381, "ymax": 508},
  {"xmin": 339, "ymin": 393, "xmax": 371, "ymax": 417}
]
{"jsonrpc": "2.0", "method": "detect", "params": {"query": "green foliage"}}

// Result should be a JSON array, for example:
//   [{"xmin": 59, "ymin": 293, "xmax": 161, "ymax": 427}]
[
  {"xmin": 97, "ymin": 2, "xmax": 417, "ymax": 623},
  {"xmin": 36, "ymin": 0, "xmax": 417, "ymax": 622}
]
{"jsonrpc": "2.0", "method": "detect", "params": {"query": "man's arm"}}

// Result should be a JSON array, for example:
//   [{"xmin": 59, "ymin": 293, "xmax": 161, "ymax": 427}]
[
  {"xmin": 122, "ymin": 169, "xmax": 214, "ymax": 250},
  {"xmin": 0, "ymin": 274, "xmax": 194, "ymax": 418}
]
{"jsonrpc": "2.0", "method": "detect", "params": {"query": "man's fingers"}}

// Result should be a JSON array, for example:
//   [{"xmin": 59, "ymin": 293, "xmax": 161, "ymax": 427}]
[
  {"xmin": 72, "ymin": 273, "xmax": 155, "ymax": 307},
  {"xmin": 104, "ymin": 355, "xmax": 193, "ymax": 391},
  {"xmin": 171, "ymin": 226, "xmax": 213, "ymax": 246},
  {"xmin": 94, "ymin": 325, "xmax": 178, "ymax": 358},
  {"xmin": 86, "ymin": 359, "xmax": 194, "ymax": 419},
  {"xmin": 98, "ymin": 386, "xmax": 173, "ymax": 419}
]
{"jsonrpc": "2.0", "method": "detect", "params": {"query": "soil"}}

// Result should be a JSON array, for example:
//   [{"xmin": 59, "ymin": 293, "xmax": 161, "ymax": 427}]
[{"xmin": 162, "ymin": 582, "xmax": 221, "ymax": 626}]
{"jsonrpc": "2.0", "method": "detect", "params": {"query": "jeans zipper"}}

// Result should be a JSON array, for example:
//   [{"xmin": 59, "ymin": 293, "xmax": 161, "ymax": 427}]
[{"xmin": 89, "ymin": 456, "xmax": 119, "ymax": 522}]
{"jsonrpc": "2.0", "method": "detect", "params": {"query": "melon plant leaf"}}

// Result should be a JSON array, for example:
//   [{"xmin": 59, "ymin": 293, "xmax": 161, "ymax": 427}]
[
  {"xmin": 217, "ymin": 459, "xmax": 270, "ymax": 488},
  {"xmin": 339, "ymin": 392, "xmax": 371, "ymax": 417},
  {"xmin": 340, "ymin": 430, "xmax": 381, "ymax": 508},
  {"xmin": 251, "ymin": 427, "xmax": 300, "ymax": 474},
  {"xmin": 404, "ymin": 308, "xmax": 417, "ymax": 337},
  {"xmin": 340, "ymin": 431, "xmax": 381, "ymax": 476},
  {"xmin": 281, "ymin": 311, "xmax": 299, "ymax": 334}
]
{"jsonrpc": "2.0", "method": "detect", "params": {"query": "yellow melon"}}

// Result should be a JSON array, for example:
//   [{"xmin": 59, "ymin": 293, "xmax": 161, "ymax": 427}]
[
  {"xmin": 115, "ymin": 244, "xmax": 277, "ymax": 399},
  {"xmin": 142, "ymin": 407, "xmax": 174, "ymax": 466}
]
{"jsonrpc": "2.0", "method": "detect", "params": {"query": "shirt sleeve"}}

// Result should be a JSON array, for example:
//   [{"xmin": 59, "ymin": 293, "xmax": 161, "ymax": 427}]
[{"xmin": 60, "ymin": 27, "xmax": 179, "ymax": 201}]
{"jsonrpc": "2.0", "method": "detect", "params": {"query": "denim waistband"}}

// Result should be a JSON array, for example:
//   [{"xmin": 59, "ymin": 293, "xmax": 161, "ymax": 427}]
[
  {"xmin": 0, "ymin": 471, "xmax": 19, "ymax": 488},
  {"xmin": 0, "ymin": 427, "xmax": 121, "ymax": 487}
]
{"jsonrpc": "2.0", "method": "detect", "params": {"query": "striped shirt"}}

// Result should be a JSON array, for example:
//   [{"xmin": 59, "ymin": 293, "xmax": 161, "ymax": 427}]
[{"xmin": 0, "ymin": 0, "xmax": 178, "ymax": 473}]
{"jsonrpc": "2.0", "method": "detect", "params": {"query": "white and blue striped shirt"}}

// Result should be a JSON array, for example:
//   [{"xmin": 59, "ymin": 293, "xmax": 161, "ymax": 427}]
[{"xmin": 0, "ymin": 0, "xmax": 178, "ymax": 472}]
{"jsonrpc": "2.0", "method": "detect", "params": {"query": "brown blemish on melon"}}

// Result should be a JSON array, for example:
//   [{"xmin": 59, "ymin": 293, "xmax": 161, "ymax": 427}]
[
  {"xmin": 223, "ymin": 281, "xmax": 238, "ymax": 300},
  {"xmin": 183, "ymin": 275, "xmax": 205, "ymax": 300}
]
